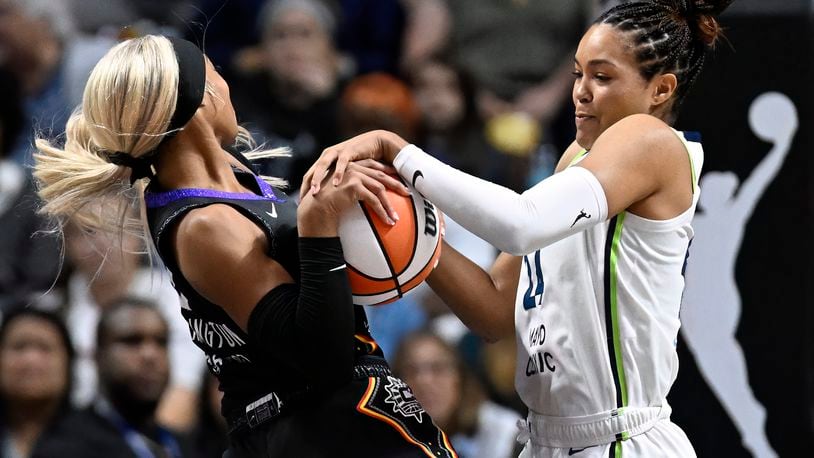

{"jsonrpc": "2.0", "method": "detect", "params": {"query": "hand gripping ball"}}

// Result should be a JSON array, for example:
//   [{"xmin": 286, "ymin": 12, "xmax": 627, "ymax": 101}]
[{"xmin": 338, "ymin": 184, "xmax": 443, "ymax": 306}]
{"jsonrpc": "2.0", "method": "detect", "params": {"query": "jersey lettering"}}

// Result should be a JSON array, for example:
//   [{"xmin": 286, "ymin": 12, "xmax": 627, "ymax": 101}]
[{"xmin": 523, "ymin": 250, "xmax": 545, "ymax": 310}]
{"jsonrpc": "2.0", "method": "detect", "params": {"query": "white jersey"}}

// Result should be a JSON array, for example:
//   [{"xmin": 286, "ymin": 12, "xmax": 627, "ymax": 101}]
[{"xmin": 515, "ymin": 129, "xmax": 703, "ymax": 420}]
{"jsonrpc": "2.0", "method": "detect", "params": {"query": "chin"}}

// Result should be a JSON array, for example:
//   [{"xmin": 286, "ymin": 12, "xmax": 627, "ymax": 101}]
[{"xmin": 575, "ymin": 132, "xmax": 595, "ymax": 151}]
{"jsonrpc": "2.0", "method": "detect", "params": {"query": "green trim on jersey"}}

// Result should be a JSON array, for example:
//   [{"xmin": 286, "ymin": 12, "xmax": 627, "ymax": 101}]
[
  {"xmin": 609, "ymin": 214, "xmax": 629, "ymax": 408},
  {"xmin": 568, "ymin": 149, "xmax": 589, "ymax": 167}
]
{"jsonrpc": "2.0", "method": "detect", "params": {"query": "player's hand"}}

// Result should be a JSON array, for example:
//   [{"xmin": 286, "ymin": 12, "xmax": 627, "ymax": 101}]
[
  {"xmin": 299, "ymin": 160, "xmax": 409, "ymax": 231},
  {"xmin": 300, "ymin": 130, "xmax": 409, "ymax": 198}
]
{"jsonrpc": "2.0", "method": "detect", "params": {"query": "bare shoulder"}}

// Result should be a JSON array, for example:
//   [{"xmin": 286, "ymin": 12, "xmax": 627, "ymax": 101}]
[
  {"xmin": 554, "ymin": 141, "xmax": 588, "ymax": 173},
  {"xmin": 175, "ymin": 204, "xmax": 262, "ymax": 247},
  {"xmin": 603, "ymin": 114, "xmax": 684, "ymax": 156},
  {"xmin": 172, "ymin": 203, "xmax": 292, "ymax": 330},
  {"xmin": 587, "ymin": 114, "xmax": 687, "ymax": 169}
]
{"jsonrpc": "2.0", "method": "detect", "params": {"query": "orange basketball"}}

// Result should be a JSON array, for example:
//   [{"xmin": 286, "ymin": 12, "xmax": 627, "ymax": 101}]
[{"xmin": 338, "ymin": 184, "xmax": 443, "ymax": 306}]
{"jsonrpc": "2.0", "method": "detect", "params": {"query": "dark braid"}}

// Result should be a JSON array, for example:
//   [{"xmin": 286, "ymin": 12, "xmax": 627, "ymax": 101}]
[{"xmin": 596, "ymin": 0, "xmax": 732, "ymax": 118}]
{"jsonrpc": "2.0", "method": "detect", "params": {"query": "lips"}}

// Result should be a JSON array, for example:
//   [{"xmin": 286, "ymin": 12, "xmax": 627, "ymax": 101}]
[{"xmin": 575, "ymin": 114, "xmax": 595, "ymax": 127}]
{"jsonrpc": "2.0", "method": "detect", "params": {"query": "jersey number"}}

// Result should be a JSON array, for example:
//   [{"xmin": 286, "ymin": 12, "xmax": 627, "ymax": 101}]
[{"xmin": 523, "ymin": 250, "xmax": 544, "ymax": 310}]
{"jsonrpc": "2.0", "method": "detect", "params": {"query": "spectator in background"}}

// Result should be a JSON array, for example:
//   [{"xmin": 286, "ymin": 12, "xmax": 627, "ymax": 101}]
[
  {"xmin": 0, "ymin": 0, "xmax": 76, "ymax": 166},
  {"xmin": 189, "ymin": 0, "xmax": 405, "ymax": 86},
  {"xmin": 401, "ymin": 0, "xmax": 595, "ymax": 191},
  {"xmin": 40, "ymin": 298, "xmax": 189, "ymax": 457},
  {"xmin": 339, "ymin": 72, "xmax": 420, "ymax": 140},
  {"xmin": 0, "ymin": 67, "xmax": 60, "ymax": 313},
  {"xmin": 334, "ymin": 0, "xmax": 405, "ymax": 75},
  {"xmin": 57, "ymin": 214, "xmax": 204, "ymax": 432},
  {"xmin": 0, "ymin": 308, "xmax": 79, "ymax": 458},
  {"xmin": 392, "ymin": 330, "xmax": 521, "ymax": 458},
  {"xmin": 408, "ymin": 57, "xmax": 507, "ymax": 187},
  {"xmin": 231, "ymin": 0, "xmax": 345, "ymax": 192},
  {"xmin": 67, "ymin": 0, "xmax": 200, "ymax": 36}
]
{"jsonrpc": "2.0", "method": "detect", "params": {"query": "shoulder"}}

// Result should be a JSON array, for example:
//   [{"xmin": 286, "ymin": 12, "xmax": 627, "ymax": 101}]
[
  {"xmin": 34, "ymin": 409, "xmax": 125, "ymax": 458},
  {"xmin": 172, "ymin": 204, "xmax": 270, "ymax": 284},
  {"xmin": 602, "ymin": 114, "xmax": 685, "ymax": 155},
  {"xmin": 588, "ymin": 114, "xmax": 687, "ymax": 170},
  {"xmin": 175, "ymin": 203, "xmax": 264, "ymax": 249},
  {"xmin": 555, "ymin": 141, "xmax": 588, "ymax": 173}
]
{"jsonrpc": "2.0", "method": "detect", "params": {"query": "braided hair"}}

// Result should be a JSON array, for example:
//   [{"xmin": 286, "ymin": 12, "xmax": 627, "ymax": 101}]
[{"xmin": 596, "ymin": 0, "xmax": 733, "ymax": 118}]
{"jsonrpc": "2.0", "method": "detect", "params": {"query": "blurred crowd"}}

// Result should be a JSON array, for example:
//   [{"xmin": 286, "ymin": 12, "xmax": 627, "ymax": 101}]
[{"xmin": 0, "ymin": 0, "xmax": 611, "ymax": 456}]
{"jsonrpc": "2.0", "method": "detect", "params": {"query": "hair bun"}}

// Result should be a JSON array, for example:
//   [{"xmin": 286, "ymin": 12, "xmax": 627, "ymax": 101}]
[{"xmin": 681, "ymin": 0, "xmax": 733, "ymax": 47}]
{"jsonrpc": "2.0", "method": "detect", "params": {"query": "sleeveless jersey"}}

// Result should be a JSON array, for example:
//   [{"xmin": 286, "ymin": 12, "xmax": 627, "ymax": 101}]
[
  {"xmin": 514, "ymin": 130, "xmax": 704, "ymax": 416},
  {"xmin": 145, "ymin": 167, "xmax": 383, "ymax": 418}
]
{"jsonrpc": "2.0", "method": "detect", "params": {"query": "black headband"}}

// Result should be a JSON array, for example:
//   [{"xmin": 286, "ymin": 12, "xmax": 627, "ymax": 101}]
[
  {"xmin": 166, "ymin": 37, "xmax": 206, "ymax": 133},
  {"xmin": 110, "ymin": 36, "xmax": 206, "ymax": 183}
]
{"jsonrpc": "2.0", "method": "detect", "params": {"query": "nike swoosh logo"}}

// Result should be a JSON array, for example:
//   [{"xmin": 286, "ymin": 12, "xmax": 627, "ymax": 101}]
[
  {"xmin": 329, "ymin": 264, "xmax": 347, "ymax": 272},
  {"xmin": 266, "ymin": 203, "xmax": 277, "ymax": 219},
  {"xmin": 411, "ymin": 170, "xmax": 424, "ymax": 188},
  {"xmin": 568, "ymin": 446, "xmax": 596, "ymax": 455}
]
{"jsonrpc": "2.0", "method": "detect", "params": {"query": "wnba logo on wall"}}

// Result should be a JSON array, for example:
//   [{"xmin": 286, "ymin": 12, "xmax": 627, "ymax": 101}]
[{"xmin": 384, "ymin": 376, "xmax": 425, "ymax": 422}]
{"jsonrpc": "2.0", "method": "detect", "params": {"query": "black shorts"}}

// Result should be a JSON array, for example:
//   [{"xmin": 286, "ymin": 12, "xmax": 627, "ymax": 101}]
[{"xmin": 224, "ymin": 376, "xmax": 458, "ymax": 458}]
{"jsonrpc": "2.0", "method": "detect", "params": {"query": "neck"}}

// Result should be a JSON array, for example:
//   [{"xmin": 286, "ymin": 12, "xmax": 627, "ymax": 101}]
[
  {"xmin": 153, "ymin": 120, "xmax": 243, "ymax": 192},
  {"xmin": 5, "ymin": 398, "xmax": 61, "ymax": 455}
]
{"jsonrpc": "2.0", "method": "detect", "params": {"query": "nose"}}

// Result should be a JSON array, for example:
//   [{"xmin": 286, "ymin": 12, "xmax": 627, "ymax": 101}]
[
  {"xmin": 573, "ymin": 78, "xmax": 591, "ymax": 105},
  {"xmin": 137, "ymin": 338, "xmax": 166, "ymax": 365}
]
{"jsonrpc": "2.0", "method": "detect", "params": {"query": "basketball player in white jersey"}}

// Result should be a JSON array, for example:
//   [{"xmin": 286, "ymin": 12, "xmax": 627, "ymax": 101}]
[{"xmin": 304, "ymin": 1, "xmax": 733, "ymax": 456}]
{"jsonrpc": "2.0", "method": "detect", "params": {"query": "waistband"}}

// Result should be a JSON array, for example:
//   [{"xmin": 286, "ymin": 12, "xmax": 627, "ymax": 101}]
[
  {"xmin": 518, "ymin": 403, "xmax": 672, "ymax": 448},
  {"xmin": 227, "ymin": 356, "xmax": 391, "ymax": 435}
]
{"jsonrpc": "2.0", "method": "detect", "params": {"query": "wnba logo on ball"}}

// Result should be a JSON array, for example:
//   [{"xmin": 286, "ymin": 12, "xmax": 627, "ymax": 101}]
[
  {"xmin": 338, "ymin": 184, "xmax": 443, "ymax": 306},
  {"xmin": 423, "ymin": 200, "xmax": 438, "ymax": 237}
]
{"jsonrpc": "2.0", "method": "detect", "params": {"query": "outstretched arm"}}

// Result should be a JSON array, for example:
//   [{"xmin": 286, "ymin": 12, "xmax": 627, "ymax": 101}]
[{"xmin": 303, "ymin": 115, "xmax": 692, "ymax": 256}]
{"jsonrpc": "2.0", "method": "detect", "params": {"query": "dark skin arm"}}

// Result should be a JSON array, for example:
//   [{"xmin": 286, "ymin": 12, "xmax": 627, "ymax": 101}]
[{"xmin": 427, "ymin": 244, "xmax": 521, "ymax": 342}]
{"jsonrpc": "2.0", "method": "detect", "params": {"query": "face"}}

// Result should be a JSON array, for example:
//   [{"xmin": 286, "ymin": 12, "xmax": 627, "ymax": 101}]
[
  {"xmin": 264, "ymin": 8, "xmax": 336, "ymax": 85},
  {"xmin": 203, "ymin": 58, "xmax": 239, "ymax": 146},
  {"xmin": 0, "ymin": 316, "xmax": 69, "ymax": 403},
  {"xmin": 412, "ymin": 62, "xmax": 465, "ymax": 132},
  {"xmin": 97, "ymin": 307, "xmax": 169, "ymax": 406},
  {"xmin": 573, "ymin": 24, "xmax": 664, "ymax": 149},
  {"xmin": 398, "ymin": 337, "xmax": 461, "ymax": 427},
  {"xmin": 0, "ymin": 1, "xmax": 58, "ymax": 77}
]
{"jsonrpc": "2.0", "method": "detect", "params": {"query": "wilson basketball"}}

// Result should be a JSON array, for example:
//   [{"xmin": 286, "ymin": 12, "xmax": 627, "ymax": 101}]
[{"xmin": 338, "ymin": 184, "xmax": 443, "ymax": 306}]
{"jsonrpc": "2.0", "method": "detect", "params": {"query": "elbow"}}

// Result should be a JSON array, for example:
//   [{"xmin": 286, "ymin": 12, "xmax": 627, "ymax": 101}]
[
  {"xmin": 500, "ymin": 234, "xmax": 537, "ymax": 257},
  {"xmin": 495, "ymin": 217, "xmax": 540, "ymax": 256}
]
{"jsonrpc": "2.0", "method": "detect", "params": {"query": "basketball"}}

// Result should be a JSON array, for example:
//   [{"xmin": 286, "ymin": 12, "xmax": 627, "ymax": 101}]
[{"xmin": 338, "ymin": 184, "xmax": 443, "ymax": 306}]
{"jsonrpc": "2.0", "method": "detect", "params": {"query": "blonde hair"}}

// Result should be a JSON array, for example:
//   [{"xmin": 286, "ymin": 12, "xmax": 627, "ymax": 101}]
[{"xmin": 34, "ymin": 35, "xmax": 287, "ymax": 259}]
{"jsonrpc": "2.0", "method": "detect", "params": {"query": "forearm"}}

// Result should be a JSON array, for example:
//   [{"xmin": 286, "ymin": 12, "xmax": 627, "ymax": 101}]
[
  {"xmin": 248, "ymin": 238, "xmax": 356, "ymax": 385},
  {"xmin": 427, "ymin": 245, "xmax": 518, "ymax": 342},
  {"xmin": 393, "ymin": 145, "xmax": 608, "ymax": 255}
]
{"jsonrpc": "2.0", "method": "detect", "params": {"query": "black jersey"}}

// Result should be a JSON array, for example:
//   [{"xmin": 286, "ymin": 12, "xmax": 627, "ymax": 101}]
[{"xmin": 145, "ymin": 167, "xmax": 383, "ymax": 418}]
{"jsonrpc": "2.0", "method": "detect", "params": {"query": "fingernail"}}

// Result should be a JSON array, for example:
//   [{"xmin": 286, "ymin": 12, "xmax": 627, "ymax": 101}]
[
  {"xmin": 310, "ymin": 185, "xmax": 317, "ymax": 195},
  {"xmin": 392, "ymin": 212, "xmax": 399, "ymax": 222},
  {"xmin": 387, "ymin": 217, "xmax": 396, "ymax": 226}
]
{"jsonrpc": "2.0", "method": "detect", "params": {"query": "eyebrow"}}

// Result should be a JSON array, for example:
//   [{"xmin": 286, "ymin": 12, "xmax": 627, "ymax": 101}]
[{"xmin": 574, "ymin": 58, "xmax": 618, "ymax": 68}]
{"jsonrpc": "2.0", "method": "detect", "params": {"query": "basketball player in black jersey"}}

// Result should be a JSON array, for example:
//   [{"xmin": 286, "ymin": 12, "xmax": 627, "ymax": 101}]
[{"xmin": 33, "ymin": 36, "xmax": 457, "ymax": 458}]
